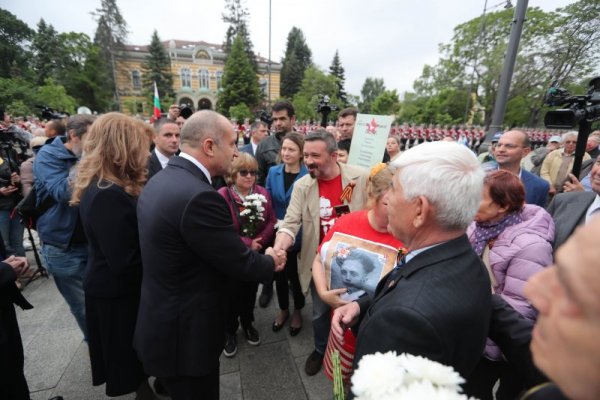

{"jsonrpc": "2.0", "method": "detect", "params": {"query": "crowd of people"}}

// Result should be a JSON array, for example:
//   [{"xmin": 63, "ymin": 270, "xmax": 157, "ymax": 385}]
[{"xmin": 0, "ymin": 101, "xmax": 599, "ymax": 400}]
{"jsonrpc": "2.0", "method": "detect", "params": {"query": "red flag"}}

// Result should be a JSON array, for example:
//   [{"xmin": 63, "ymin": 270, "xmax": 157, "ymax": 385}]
[{"xmin": 153, "ymin": 82, "xmax": 161, "ymax": 119}]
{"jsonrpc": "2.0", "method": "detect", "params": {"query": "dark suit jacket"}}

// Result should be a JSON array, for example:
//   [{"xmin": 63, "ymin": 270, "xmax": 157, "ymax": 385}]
[
  {"xmin": 521, "ymin": 169, "xmax": 549, "ymax": 207},
  {"xmin": 353, "ymin": 235, "xmax": 491, "ymax": 379},
  {"xmin": 79, "ymin": 182, "xmax": 142, "ymax": 298},
  {"xmin": 239, "ymin": 142, "xmax": 255, "ymax": 156},
  {"xmin": 134, "ymin": 156, "xmax": 274, "ymax": 377},
  {"xmin": 546, "ymin": 191, "xmax": 596, "ymax": 249},
  {"xmin": 146, "ymin": 150, "xmax": 162, "ymax": 181}
]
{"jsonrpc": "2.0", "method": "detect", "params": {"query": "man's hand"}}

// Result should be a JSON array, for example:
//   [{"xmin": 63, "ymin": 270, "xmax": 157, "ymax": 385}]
[
  {"xmin": 273, "ymin": 231, "xmax": 293, "ymax": 253},
  {"xmin": 10, "ymin": 172, "xmax": 20, "ymax": 185},
  {"xmin": 4, "ymin": 255, "xmax": 29, "ymax": 277},
  {"xmin": 331, "ymin": 301, "xmax": 361, "ymax": 343},
  {"xmin": 318, "ymin": 288, "xmax": 350, "ymax": 309},
  {"xmin": 563, "ymin": 173, "xmax": 585, "ymax": 193},
  {"xmin": 250, "ymin": 237, "xmax": 263, "ymax": 251},
  {"xmin": 265, "ymin": 247, "xmax": 286, "ymax": 272},
  {"xmin": 168, "ymin": 104, "xmax": 180, "ymax": 120},
  {"xmin": 0, "ymin": 185, "xmax": 18, "ymax": 196}
]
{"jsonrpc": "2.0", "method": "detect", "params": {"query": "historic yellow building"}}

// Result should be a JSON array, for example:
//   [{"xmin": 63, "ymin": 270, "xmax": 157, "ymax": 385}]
[{"xmin": 115, "ymin": 39, "xmax": 281, "ymax": 116}]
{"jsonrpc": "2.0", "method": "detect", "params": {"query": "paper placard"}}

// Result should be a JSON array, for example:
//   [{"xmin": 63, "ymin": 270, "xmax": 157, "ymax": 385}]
[{"xmin": 347, "ymin": 114, "xmax": 394, "ymax": 168}]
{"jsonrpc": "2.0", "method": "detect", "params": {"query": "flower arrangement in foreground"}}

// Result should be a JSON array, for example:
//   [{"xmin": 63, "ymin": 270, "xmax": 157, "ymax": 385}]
[
  {"xmin": 238, "ymin": 193, "xmax": 266, "ymax": 237},
  {"xmin": 350, "ymin": 351, "xmax": 477, "ymax": 400}
]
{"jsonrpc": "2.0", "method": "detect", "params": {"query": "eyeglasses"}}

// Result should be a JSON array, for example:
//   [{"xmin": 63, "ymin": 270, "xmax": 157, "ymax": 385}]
[
  {"xmin": 238, "ymin": 170, "xmax": 257, "ymax": 177},
  {"xmin": 565, "ymin": 141, "xmax": 577, "ymax": 144}
]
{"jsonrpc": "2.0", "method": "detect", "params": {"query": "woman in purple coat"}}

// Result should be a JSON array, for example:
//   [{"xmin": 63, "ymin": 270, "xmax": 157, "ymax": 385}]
[
  {"xmin": 218, "ymin": 152, "xmax": 276, "ymax": 358},
  {"xmin": 465, "ymin": 170, "xmax": 554, "ymax": 400}
]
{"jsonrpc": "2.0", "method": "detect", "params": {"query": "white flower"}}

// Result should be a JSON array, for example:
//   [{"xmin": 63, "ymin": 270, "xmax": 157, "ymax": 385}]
[
  {"xmin": 240, "ymin": 209, "xmax": 251, "ymax": 216},
  {"xmin": 352, "ymin": 352, "xmax": 406, "ymax": 400},
  {"xmin": 398, "ymin": 354, "xmax": 464, "ymax": 390}
]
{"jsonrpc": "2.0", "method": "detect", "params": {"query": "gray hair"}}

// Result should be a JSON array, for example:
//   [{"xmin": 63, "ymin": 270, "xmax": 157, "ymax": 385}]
[
  {"xmin": 180, "ymin": 110, "xmax": 227, "ymax": 148},
  {"xmin": 66, "ymin": 115, "xmax": 95, "ymax": 139},
  {"xmin": 563, "ymin": 131, "xmax": 578, "ymax": 142},
  {"xmin": 305, "ymin": 129, "xmax": 337, "ymax": 154},
  {"xmin": 391, "ymin": 141, "xmax": 484, "ymax": 231}
]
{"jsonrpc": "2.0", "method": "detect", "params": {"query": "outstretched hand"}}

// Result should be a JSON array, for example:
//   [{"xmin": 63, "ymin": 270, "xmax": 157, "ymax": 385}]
[
  {"xmin": 265, "ymin": 247, "xmax": 287, "ymax": 272},
  {"xmin": 331, "ymin": 301, "xmax": 361, "ymax": 343}
]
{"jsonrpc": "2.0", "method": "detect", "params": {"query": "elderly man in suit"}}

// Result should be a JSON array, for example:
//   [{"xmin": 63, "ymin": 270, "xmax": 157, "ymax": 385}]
[
  {"xmin": 495, "ymin": 130, "xmax": 549, "ymax": 207},
  {"xmin": 274, "ymin": 130, "xmax": 369, "ymax": 376},
  {"xmin": 547, "ymin": 156, "xmax": 600, "ymax": 249},
  {"xmin": 147, "ymin": 118, "xmax": 180, "ymax": 180},
  {"xmin": 135, "ymin": 110, "xmax": 285, "ymax": 400},
  {"xmin": 239, "ymin": 121, "xmax": 268, "ymax": 157},
  {"xmin": 332, "ymin": 141, "xmax": 492, "ymax": 382}
]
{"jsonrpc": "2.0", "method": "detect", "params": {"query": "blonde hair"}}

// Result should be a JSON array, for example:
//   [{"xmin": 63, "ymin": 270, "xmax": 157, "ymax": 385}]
[
  {"xmin": 226, "ymin": 152, "xmax": 258, "ymax": 186},
  {"xmin": 71, "ymin": 113, "xmax": 153, "ymax": 204},
  {"xmin": 366, "ymin": 164, "xmax": 395, "ymax": 209}
]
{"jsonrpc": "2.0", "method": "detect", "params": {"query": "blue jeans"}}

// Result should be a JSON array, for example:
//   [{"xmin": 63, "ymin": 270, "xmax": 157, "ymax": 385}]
[
  {"xmin": 0, "ymin": 210, "xmax": 25, "ymax": 256},
  {"xmin": 310, "ymin": 280, "xmax": 331, "ymax": 355},
  {"xmin": 41, "ymin": 243, "xmax": 88, "ymax": 340}
]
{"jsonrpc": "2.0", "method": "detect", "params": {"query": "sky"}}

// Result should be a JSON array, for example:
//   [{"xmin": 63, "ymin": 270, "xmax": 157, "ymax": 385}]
[{"xmin": 3, "ymin": 0, "xmax": 575, "ymax": 98}]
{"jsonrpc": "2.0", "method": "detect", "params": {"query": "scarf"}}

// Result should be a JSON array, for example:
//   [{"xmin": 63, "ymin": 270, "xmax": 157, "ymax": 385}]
[{"xmin": 470, "ymin": 211, "xmax": 523, "ymax": 256}]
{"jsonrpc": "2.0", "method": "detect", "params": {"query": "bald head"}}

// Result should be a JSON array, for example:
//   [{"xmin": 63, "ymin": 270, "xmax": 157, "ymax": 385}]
[{"xmin": 180, "ymin": 110, "xmax": 230, "ymax": 148}]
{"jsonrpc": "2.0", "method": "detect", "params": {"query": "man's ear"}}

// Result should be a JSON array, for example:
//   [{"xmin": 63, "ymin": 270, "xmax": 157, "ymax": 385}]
[
  {"xmin": 413, "ymin": 195, "xmax": 430, "ymax": 228},
  {"xmin": 202, "ymin": 137, "xmax": 215, "ymax": 157}
]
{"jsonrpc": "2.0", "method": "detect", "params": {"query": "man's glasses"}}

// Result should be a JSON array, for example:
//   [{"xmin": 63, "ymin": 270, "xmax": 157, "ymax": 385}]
[
  {"xmin": 238, "ymin": 170, "xmax": 257, "ymax": 177},
  {"xmin": 565, "ymin": 141, "xmax": 577, "ymax": 144}
]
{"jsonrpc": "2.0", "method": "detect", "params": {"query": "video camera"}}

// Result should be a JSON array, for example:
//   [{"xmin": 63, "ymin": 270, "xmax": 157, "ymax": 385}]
[
  {"xmin": 257, "ymin": 110, "xmax": 273, "ymax": 129},
  {"xmin": 544, "ymin": 76, "xmax": 600, "ymax": 129},
  {"xmin": 178, "ymin": 105, "xmax": 193, "ymax": 119},
  {"xmin": 316, "ymin": 95, "xmax": 338, "ymax": 128},
  {"xmin": 35, "ymin": 105, "xmax": 69, "ymax": 120}
]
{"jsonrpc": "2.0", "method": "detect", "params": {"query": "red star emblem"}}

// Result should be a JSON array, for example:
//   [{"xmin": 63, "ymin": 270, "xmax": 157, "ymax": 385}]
[{"xmin": 366, "ymin": 118, "xmax": 379, "ymax": 134}]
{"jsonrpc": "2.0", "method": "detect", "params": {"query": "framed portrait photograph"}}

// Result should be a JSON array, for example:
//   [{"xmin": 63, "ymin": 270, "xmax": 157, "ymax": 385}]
[{"xmin": 321, "ymin": 232, "xmax": 398, "ymax": 301}]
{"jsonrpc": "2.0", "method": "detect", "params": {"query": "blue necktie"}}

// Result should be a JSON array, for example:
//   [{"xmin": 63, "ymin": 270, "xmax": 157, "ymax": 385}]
[{"xmin": 385, "ymin": 255, "xmax": 407, "ymax": 287}]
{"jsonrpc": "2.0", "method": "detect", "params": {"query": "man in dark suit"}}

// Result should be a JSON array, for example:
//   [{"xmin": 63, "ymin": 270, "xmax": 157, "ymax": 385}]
[
  {"xmin": 135, "ymin": 110, "xmax": 285, "ymax": 400},
  {"xmin": 239, "ymin": 121, "xmax": 268, "ymax": 157},
  {"xmin": 546, "ymin": 156, "xmax": 600, "ymax": 249},
  {"xmin": 495, "ymin": 130, "xmax": 549, "ymax": 207},
  {"xmin": 332, "ymin": 141, "xmax": 491, "ymax": 382},
  {"xmin": 147, "ymin": 118, "xmax": 180, "ymax": 180}
]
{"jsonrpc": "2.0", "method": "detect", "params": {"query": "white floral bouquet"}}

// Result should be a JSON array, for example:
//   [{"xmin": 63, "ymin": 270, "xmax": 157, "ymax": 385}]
[
  {"xmin": 351, "ymin": 351, "xmax": 477, "ymax": 400},
  {"xmin": 239, "ymin": 193, "xmax": 267, "ymax": 237}
]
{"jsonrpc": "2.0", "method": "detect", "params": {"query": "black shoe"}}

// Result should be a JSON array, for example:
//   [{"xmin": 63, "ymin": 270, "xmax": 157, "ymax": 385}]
[
  {"xmin": 258, "ymin": 284, "xmax": 273, "ymax": 308},
  {"xmin": 242, "ymin": 324, "xmax": 261, "ymax": 346},
  {"xmin": 153, "ymin": 377, "xmax": 168, "ymax": 395},
  {"xmin": 223, "ymin": 333, "xmax": 237, "ymax": 357},
  {"xmin": 304, "ymin": 350, "xmax": 324, "ymax": 376}
]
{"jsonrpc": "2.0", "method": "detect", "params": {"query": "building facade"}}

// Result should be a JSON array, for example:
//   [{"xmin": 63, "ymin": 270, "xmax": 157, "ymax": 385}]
[{"xmin": 115, "ymin": 39, "xmax": 281, "ymax": 116}]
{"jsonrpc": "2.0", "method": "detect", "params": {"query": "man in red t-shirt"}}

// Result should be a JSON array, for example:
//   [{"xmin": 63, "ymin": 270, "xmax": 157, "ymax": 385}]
[{"xmin": 275, "ymin": 130, "xmax": 369, "ymax": 376}]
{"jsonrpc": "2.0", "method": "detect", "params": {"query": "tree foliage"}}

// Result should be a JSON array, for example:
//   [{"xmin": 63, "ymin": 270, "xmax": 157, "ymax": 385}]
[
  {"xmin": 222, "ymin": 0, "xmax": 258, "ymax": 72},
  {"xmin": 0, "ymin": 8, "xmax": 34, "ymax": 78},
  {"xmin": 371, "ymin": 89, "xmax": 400, "ymax": 116},
  {"xmin": 30, "ymin": 19, "xmax": 62, "ymax": 85},
  {"xmin": 280, "ymin": 27, "xmax": 312, "ymax": 99},
  {"xmin": 292, "ymin": 66, "xmax": 341, "ymax": 122},
  {"xmin": 142, "ymin": 30, "xmax": 174, "ymax": 111},
  {"xmin": 359, "ymin": 78, "xmax": 386, "ymax": 113},
  {"xmin": 217, "ymin": 35, "xmax": 260, "ymax": 117},
  {"xmin": 329, "ymin": 50, "xmax": 348, "ymax": 106}
]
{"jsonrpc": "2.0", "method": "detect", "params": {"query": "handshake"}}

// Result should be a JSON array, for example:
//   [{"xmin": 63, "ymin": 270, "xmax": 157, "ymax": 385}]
[{"xmin": 265, "ymin": 247, "xmax": 287, "ymax": 272}]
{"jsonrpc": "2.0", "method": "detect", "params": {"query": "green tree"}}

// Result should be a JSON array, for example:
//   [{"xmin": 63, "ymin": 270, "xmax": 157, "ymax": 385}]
[
  {"xmin": 359, "ymin": 78, "xmax": 386, "ymax": 113},
  {"xmin": 222, "ymin": 0, "xmax": 258, "ymax": 72},
  {"xmin": 292, "ymin": 66, "xmax": 341, "ymax": 121},
  {"xmin": 0, "ymin": 77, "xmax": 36, "ymax": 115},
  {"xmin": 92, "ymin": 0, "xmax": 128, "ymax": 110},
  {"xmin": 0, "ymin": 9, "xmax": 34, "ymax": 78},
  {"xmin": 329, "ymin": 50, "xmax": 347, "ymax": 106},
  {"xmin": 229, "ymin": 103, "xmax": 252, "ymax": 121},
  {"xmin": 371, "ymin": 89, "xmax": 400, "ymax": 116},
  {"xmin": 280, "ymin": 27, "xmax": 312, "ymax": 99},
  {"xmin": 36, "ymin": 78, "xmax": 77, "ymax": 114},
  {"xmin": 30, "ymin": 19, "xmax": 61, "ymax": 85},
  {"xmin": 142, "ymin": 30, "xmax": 174, "ymax": 111},
  {"xmin": 217, "ymin": 35, "xmax": 260, "ymax": 116}
]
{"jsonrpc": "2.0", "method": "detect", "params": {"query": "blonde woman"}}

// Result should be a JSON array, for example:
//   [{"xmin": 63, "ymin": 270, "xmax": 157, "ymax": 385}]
[{"xmin": 71, "ymin": 113, "xmax": 156, "ymax": 399}]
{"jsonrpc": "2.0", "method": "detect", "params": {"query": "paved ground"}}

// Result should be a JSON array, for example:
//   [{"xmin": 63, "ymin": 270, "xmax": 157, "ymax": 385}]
[{"xmin": 16, "ymin": 253, "xmax": 332, "ymax": 400}]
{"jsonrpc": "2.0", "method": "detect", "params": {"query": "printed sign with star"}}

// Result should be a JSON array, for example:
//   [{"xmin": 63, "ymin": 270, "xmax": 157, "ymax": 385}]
[{"xmin": 347, "ymin": 113, "xmax": 394, "ymax": 168}]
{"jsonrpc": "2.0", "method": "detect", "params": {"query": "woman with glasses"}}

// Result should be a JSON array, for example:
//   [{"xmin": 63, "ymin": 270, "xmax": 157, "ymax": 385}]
[
  {"xmin": 265, "ymin": 133, "xmax": 308, "ymax": 336},
  {"xmin": 217, "ymin": 152, "xmax": 276, "ymax": 357}
]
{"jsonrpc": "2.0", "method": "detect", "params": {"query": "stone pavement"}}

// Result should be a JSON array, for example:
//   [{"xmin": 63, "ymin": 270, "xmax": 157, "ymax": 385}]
[{"xmin": 16, "ymin": 258, "xmax": 333, "ymax": 400}]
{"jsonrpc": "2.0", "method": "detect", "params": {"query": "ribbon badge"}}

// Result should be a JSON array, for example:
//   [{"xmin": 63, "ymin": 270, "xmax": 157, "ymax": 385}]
[{"xmin": 339, "ymin": 181, "xmax": 356, "ymax": 203}]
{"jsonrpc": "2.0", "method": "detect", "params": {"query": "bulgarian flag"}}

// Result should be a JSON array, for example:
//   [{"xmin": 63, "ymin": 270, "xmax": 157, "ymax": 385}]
[{"xmin": 153, "ymin": 81, "xmax": 161, "ymax": 119}]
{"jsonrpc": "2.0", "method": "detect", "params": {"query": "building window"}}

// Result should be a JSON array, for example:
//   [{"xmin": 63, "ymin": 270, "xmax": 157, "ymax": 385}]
[
  {"xmin": 181, "ymin": 68, "xmax": 191, "ymax": 88},
  {"xmin": 131, "ymin": 70, "xmax": 141, "ymax": 90},
  {"xmin": 199, "ymin": 69, "xmax": 209, "ymax": 89},
  {"xmin": 216, "ymin": 71, "xmax": 223, "ymax": 89}
]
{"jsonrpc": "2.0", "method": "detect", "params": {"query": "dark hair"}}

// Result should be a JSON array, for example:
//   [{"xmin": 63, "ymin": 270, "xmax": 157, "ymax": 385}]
[
  {"xmin": 338, "ymin": 107, "xmax": 357, "ymax": 119},
  {"xmin": 337, "ymin": 138, "xmax": 351, "ymax": 153},
  {"xmin": 336, "ymin": 247, "xmax": 376, "ymax": 274},
  {"xmin": 48, "ymin": 120, "xmax": 66, "ymax": 136},
  {"xmin": 305, "ymin": 129, "xmax": 337, "ymax": 154},
  {"xmin": 153, "ymin": 117, "xmax": 177, "ymax": 133},
  {"xmin": 251, "ymin": 120, "xmax": 267, "ymax": 131},
  {"xmin": 66, "ymin": 115, "xmax": 95, "ymax": 139},
  {"xmin": 484, "ymin": 170, "xmax": 525, "ymax": 213},
  {"xmin": 272, "ymin": 100, "xmax": 295, "ymax": 118}
]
